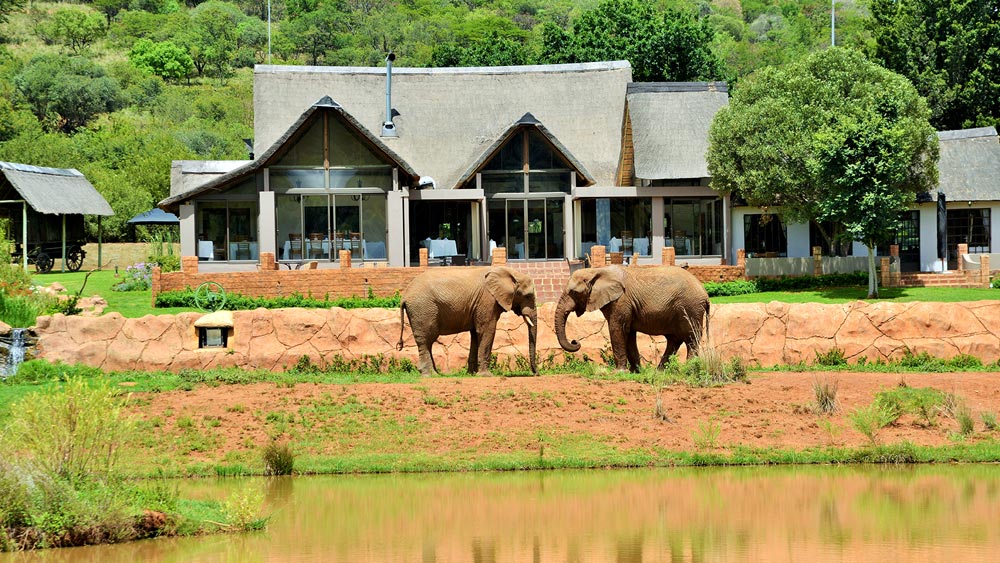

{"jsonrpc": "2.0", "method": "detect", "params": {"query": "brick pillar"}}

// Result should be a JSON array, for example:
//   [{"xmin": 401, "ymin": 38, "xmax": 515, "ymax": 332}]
[
  {"xmin": 609, "ymin": 252, "xmax": 624, "ymax": 265},
  {"xmin": 881, "ymin": 257, "xmax": 891, "ymax": 288},
  {"xmin": 590, "ymin": 245, "xmax": 607, "ymax": 267},
  {"xmin": 736, "ymin": 249, "xmax": 746, "ymax": 269},
  {"xmin": 259, "ymin": 251, "xmax": 276, "ymax": 271},
  {"xmin": 419, "ymin": 247, "xmax": 429, "ymax": 267},
  {"xmin": 339, "ymin": 249, "xmax": 352, "ymax": 268},
  {"xmin": 662, "ymin": 246, "xmax": 675, "ymax": 266},
  {"xmin": 982, "ymin": 255, "xmax": 991, "ymax": 288},
  {"xmin": 890, "ymin": 244, "xmax": 899, "ymax": 259},
  {"xmin": 182, "ymin": 256, "xmax": 199, "ymax": 273},
  {"xmin": 491, "ymin": 247, "xmax": 507, "ymax": 265},
  {"xmin": 812, "ymin": 246, "xmax": 823, "ymax": 276},
  {"xmin": 957, "ymin": 243, "xmax": 968, "ymax": 271}
]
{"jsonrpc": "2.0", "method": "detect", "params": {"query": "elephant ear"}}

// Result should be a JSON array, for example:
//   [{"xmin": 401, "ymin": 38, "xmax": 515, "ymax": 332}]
[
  {"xmin": 485, "ymin": 268, "xmax": 515, "ymax": 311},
  {"xmin": 586, "ymin": 268, "xmax": 625, "ymax": 312}
]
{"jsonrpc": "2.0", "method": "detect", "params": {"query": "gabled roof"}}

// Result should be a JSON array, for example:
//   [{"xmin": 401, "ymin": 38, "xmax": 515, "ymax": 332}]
[
  {"xmin": 937, "ymin": 127, "xmax": 1000, "ymax": 202},
  {"xmin": 453, "ymin": 112, "xmax": 595, "ymax": 189},
  {"xmin": 0, "ymin": 162, "xmax": 113, "ymax": 216},
  {"xmin": 160, "ymin": 97, "xmax": 419, "ymax": 208},
  {"xmin": 626, "ymin": 82, "xmax": 729, "ymax": 180},
  {"xmin": 252, "ymin": 61, "xmax": 632, "ymax": 189}
]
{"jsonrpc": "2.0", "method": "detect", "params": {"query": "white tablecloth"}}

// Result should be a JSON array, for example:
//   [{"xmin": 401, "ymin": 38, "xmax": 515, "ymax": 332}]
[
  {"xmin": 425, "ymin": 238, "xmax": 458, "ymax": 258},
  {"xmin": 633, "ymin": 237, "xmax": 649, "ymax": 256},
  {"xmin": 228, "ymin": 242, "xmax": 259, "ymax": 260},
  {"xmin": 514, "ymin": 242, "xmax": 525, "ymax": 259},
  {"xmin": 364, "ymin": 241, "xmax": 386, "ymax": 259},
  {"xmin": 608, "ymin": 237, "xmax": 622, "ymax": 253},
  {"xmin": 197, "ymin": 241, "xmax": 214, "ymax": 260}
]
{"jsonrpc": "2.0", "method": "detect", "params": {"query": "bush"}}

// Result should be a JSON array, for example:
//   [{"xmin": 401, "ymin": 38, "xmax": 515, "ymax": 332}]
[
  {"xmin": 2, "ymin": 378, "xmax": 135, "ymax": 481},
  {"xmin": 6, "ymin": 360, "xmax": 103, "ymax": 385},
  {"xmin": 261, "ymin": 441, "xmax": 294, "ymax": 476},
  {"xmin": 848, "ymin": 401, "xmax": 897, "ymax": 445},
  {"xmin": 815, "ymin": 348, "xmax": 847, "ymax": 366},
  {"xmin": 112, "ymin": 262, "xmax": 155, "ymax": 292},
  {"xmin": 155, "ymin": 289, "xmax": 402, "ymax": 310}
]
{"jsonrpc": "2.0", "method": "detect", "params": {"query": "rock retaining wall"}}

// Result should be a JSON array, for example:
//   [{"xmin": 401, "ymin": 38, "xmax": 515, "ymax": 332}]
[{"xmin": 32, "ymin": 301, "xmax": 1000, "ymax": 372}]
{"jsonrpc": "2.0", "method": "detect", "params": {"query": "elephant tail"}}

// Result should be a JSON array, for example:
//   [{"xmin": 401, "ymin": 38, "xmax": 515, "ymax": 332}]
[{"xmin": 396, "ymin": 303, "xmax": 407, "ymax": 351}]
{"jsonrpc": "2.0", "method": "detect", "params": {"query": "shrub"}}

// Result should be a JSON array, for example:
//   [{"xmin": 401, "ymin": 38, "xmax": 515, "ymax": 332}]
[
  {"xmin": 848, "ymin": 401, "xmax": 897, "ymax": 445},
  {"xmin": 1, "ymin": 378, "xmax": 135, "ymax": 481},
  {"xmin": 112, "ymin": 262, "xmax": 155, "ymax": 292},
  {"xmin": 222, "ymin": 489, "xmax": 267, "ymax": 532},
  {"xmin": 6, "ymin": 360, "xmax": 103, "ymax": 385},
  {"xmin": 874, "ymin": 386, "xmax": 947, "ymax": 427},
  {"xmin": 814, "ymin": 348, "xmax": 847, "ymax": 366},
  {"xmin": 982, "ymin": 411, "xmax": 999, "ymax": 431},
  {"xmin": 813, "ymin": 378, "xmax": 839, "ymax": 414},
  {"xmin": 155, "ymin": 289, "xmax": 402, "ymax": 310},
  {"xmin": 261, "ymin": 441, "xmax": 294, "ymax": 476}
]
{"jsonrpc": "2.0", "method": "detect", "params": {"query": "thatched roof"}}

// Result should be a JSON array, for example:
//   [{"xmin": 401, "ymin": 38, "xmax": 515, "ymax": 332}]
[
  {"xmin": 161, "ymin": 97, "xmax": 419, "ymax": 207},
  {"xmin": 626, "ymin": 82, "xmax": 729, "ymax": 180},
  {"xmin": 0, "ymin": 162, "xmax": 113, "ymax": 216},
  {"xmin": 937, "ymin": 127, "xmax": 1000, "ymax": 202},
  {"xmin": 453, "ymin": 112, "xmax": 595, "ymax": 188},
  {"xmin": 252, "ymin": 61, "xmax": 632, "ymax": 189}
]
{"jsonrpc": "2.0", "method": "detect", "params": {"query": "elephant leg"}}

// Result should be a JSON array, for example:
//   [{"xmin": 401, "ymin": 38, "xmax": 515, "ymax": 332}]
[
  {"xmin": 626, "ymin": 330, "xmax": 641, "ymax": 373},
  {"xmin": 468, "ymin": 330, "xmax": 480, "ymax": 374},
  {"xmin": 657, "ymin": 338, "xmax": 681, "ymax": 370},
  {"xmin": 476, "ymin": 322, "xmax": 497, "ymax": 376},
  {"xmin": 413, "ymin": 331, "xmax": 439, "ymax": 376},
  {"xmin": 607, "ymin": 323, "xmax": 630, "ymax": 372}
]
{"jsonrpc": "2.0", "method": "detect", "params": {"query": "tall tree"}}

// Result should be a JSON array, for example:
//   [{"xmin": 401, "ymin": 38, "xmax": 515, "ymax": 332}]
[
  {"xmin": 867, "ymin": 0, "xmax": 1000, "ymax": 129},
  {"xmin": 12, "ymin": 55, "xmax": 125, "ymax": 133},
  {"xmin": 539, "ymin": 0, "xmax": 725, "ymax": 82},
  {"xmin": 0, "ymin": 0, "xmax": 25, "ymax": 26},
  {"xmin": 707, "ymin": 48, "xmax": 938, "ymax": 298}
]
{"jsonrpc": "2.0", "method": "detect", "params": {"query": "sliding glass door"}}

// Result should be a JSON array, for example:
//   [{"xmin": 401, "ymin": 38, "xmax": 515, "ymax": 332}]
[{"xmin": 488, "ymin": 197, "xmax": 564, "ymax": 260}]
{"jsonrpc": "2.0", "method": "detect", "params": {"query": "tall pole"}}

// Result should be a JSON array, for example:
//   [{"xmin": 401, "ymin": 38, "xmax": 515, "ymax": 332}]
[
  {"xmin": 831, "ymin": 0, "xmax": 836, "ymax": 47},
  {"xmin": 267, "ymin": 0, "xmax": 272, "ymax": 64}
]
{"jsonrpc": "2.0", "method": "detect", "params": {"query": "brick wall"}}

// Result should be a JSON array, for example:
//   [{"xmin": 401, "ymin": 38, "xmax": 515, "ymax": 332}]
[{"xmin": 153, "ymin": 256, "xmax": 747, "ymax": 305}]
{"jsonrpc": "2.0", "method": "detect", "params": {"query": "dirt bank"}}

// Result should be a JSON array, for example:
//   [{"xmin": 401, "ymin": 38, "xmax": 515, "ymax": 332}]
[{"xmin": 130, "ymin": 371, "xmax": 1000, "ymax": 469}]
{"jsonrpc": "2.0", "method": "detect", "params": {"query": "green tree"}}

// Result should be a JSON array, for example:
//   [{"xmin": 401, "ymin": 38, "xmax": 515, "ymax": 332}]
[
  {"xmin": 129, "ymin": 39, "xmax": 195, "ymax": 82},
  {"xmin": 42, "ymin": 7, "xmax": 107, "ymax": 53},
  {"xmin": 281, "ymin": 2, "xmax": 350, "ymax": 65},
  {"xmin": 539, "ymin": 0, "xmax": 725, "ymax": 82},
  {"xmin": 707, "ymin": 48, "xmax": 938, "ymax": 298},
  {"xmin": 176, "ymin": 1, "xmax": 245, "ymax": 79},
  {"xmin": 0, "ymin": 0, "xmax": 25, "ymax": 26},
  {"xmin": 12, "ymin": 55, "xmax": 125, "ymax": 133},
  {"xmin": 867, "ymin": 0, "xmax": 1000, "ymax": 129}
]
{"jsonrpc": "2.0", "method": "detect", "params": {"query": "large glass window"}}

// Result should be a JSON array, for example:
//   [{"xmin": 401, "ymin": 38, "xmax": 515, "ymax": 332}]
[
  {"xmin": 579, "ymin": 198, "xmax": 652, "ymax": 258},
  {"xmin": 196, "ymin": 200, "xmax": 259, "ymax": 261},
  {"xmin": 810, "ymin": 220, "xmax": 853, "ymax": 256},
  {"xmin": 276, "ymin": 193, "xmax": 386, "ymax": 262},
  {"xmin": 475, "ymin": 128, "xmax": 575, "ymax": 260},
  {"xmin": 743, "ymin": 213, "xmax": 787, "ymax": 257},
  {"xmin": 665, "ymin": 199, "xmax": 723, "ymax": 256}
]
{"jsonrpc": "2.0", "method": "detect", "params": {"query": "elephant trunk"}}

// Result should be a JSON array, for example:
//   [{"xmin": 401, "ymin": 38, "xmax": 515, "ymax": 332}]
[
  {"xmin": 555, "ymin": 293, "xmax": 581, "ymax": 353},
  {"xmin": 523, "ymin": 306, "xmax": 538, "ymax": 375}
]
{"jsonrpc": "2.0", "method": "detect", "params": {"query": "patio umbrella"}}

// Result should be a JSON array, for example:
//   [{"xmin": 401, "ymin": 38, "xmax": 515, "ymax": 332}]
[{"xmin": 127, "ymin": 208, "xmax": 179, "ymax": 225}]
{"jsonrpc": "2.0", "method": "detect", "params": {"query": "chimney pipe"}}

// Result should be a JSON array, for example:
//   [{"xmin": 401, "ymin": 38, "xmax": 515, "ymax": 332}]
[{"xmin": 382, "ymin": 52, "xmax": 397, "ymax": 138}]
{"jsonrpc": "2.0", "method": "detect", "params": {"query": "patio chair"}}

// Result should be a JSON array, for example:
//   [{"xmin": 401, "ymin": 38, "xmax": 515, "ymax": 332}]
[{"xmin": 288, "ymin": 233, "xmax": 303, "ymax": 260}]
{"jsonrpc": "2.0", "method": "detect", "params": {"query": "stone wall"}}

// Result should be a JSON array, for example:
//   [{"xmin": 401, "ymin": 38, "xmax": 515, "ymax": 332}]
[{"xmin": 33, "ymin": 301, "xmax": 1000, "ymax": 372}]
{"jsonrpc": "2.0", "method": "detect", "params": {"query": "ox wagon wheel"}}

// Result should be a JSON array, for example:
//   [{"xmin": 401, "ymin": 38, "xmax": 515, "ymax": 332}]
[
  {"xmin": 34, "ymin": 252, "xmax": 53, "ymax": 274},
  {"xmin": 194, "ymin": 281, "xmax": 227, "ymax": 312},
  {"xmin": 66, "ymin": 248, "xmax": 85, "ymax": 272}
]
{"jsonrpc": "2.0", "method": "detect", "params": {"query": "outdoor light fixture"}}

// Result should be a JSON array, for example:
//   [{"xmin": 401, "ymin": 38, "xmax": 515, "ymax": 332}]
[{"xmin": 199, "ymin": 327, "xmax": 228, "ymax": 348}]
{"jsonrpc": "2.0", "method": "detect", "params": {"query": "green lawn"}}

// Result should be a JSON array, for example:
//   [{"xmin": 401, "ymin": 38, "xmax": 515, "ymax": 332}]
[
  {"xmin": 33, "ymin": 270, "xmax": 197, "ymax": 318},
  {"xmin": 29, "ymin": 270, "xmax": 1000, "ymax": 318}
]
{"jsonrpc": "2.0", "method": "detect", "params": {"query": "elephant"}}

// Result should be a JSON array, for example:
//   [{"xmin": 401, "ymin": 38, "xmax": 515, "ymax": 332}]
[
  {"xmin": 554, "ymin": 265, "xmax": 710, "ymax": 372},
  {"xmin": 397, "ymin": 266, "xmax": 538, "ymax": 376}
]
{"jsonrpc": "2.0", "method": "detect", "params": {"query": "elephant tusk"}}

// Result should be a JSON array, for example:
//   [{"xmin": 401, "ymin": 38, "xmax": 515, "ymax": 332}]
[{"xmin": 523, "ymin": 315, "xmax": 534, "ymax": 328}]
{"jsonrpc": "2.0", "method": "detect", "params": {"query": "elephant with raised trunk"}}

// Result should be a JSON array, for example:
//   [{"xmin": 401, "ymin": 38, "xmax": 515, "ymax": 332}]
[
  {"xmin": 397, "ymin": 266, "xmax": 538, "ymax": 376},
  {"xmin": 555, "ymin": 265, "xmax": 709, "ymax": 372}
]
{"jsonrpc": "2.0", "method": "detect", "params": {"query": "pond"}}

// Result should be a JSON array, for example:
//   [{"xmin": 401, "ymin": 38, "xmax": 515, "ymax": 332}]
[{"xmin": 7, "ymin": 465, "xmax": 1000, "ymax": 562}]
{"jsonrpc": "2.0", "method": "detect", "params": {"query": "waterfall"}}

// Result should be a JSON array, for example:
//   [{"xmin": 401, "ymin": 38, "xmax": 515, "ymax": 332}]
[{"xmin": 1, "ymin": 328, "xmax": 27, "ymax": 378}]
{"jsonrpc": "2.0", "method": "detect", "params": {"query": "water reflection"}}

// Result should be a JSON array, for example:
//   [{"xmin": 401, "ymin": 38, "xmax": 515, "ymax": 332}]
[{"xmin": 5, "ymin": 465, "xmax": 1000, "ymax": 562}]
